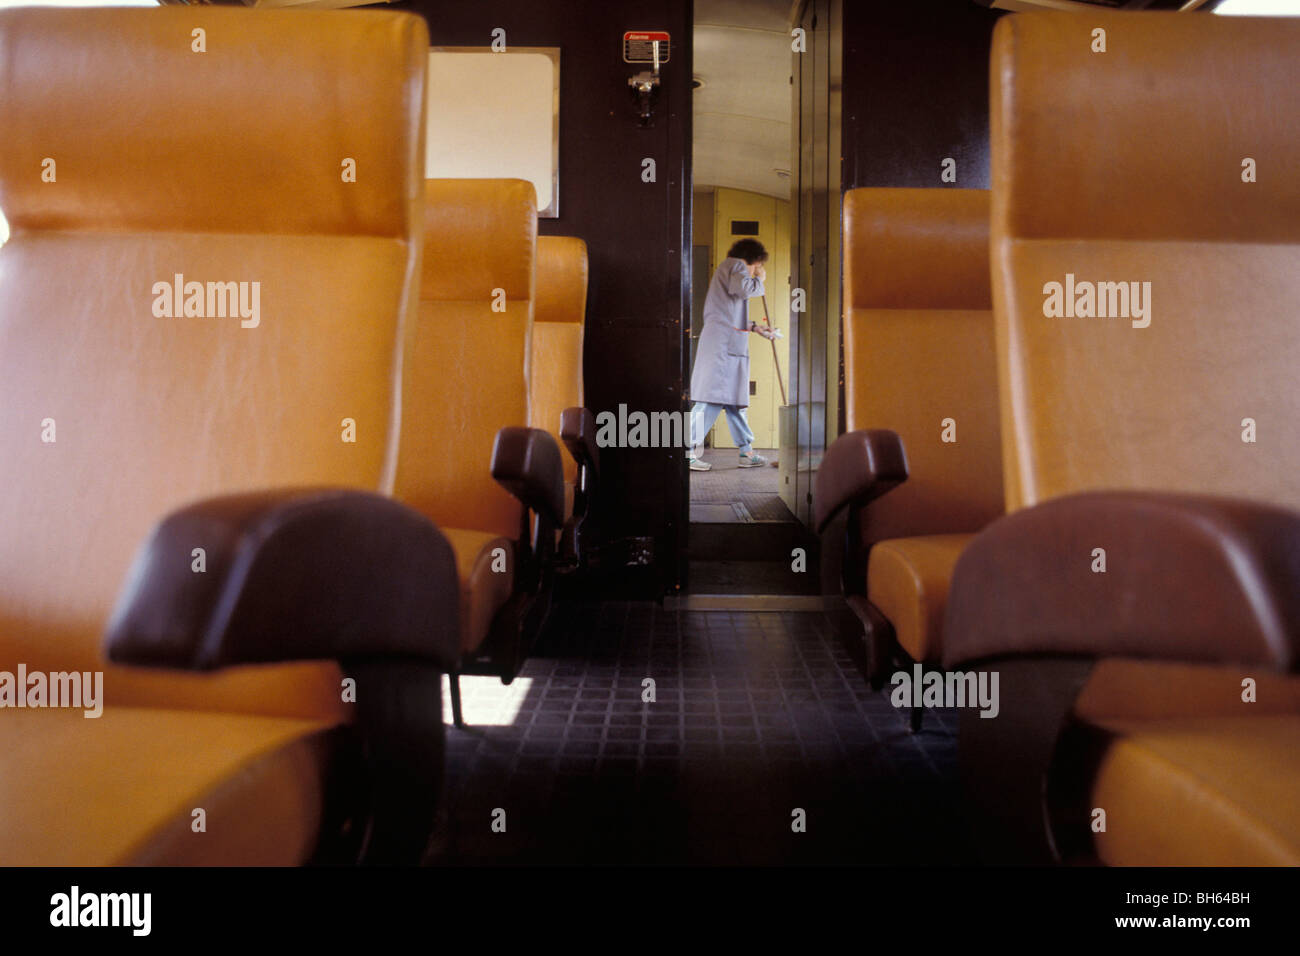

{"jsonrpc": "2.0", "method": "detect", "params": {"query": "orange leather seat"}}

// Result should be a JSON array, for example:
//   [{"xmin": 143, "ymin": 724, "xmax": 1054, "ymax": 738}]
[
  {"xmin": 943, "ymin": 10, "xmax": 1300, "ymax": 866},
  {"xmin": 866, "ymin": 535, "xmax": 972, "ymax": 667},
  {"xmin": 1088, "ymin": 715, "xmax": 1300, "ymax": 867},
  {"xmin": 817, "ymin": 189, "xmax": 1003, "ymax": 690},
  {"xmin": 0, "ymin": 708, "xmax": 337, "ymax": 866},
  {"xmin": 394, "ymin": 178, "xmax": 538, "ymax": 658},
  {"xmin": 441, "ymin": 527, "xmax": 516, "ymax": 660},
  {"xmin": 0, "ymin": 8, "xmax": 440, "ymax": 864},
  {"xmin": 531, "ymin": 236, "xmax": 589, "ymax": 522}
]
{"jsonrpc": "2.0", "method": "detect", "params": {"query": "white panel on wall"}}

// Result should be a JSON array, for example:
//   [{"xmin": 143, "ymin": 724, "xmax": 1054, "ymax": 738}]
[{"xmin": 425, "ymin": 48, "xmax": 560, "ymax": 217}]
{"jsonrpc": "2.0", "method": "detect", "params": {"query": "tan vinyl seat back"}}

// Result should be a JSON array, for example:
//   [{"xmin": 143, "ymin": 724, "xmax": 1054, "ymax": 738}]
[
  {"xmin": 843, "ymin": 188, "xmax": 1004, "ymax": 549},
  {"xmin": 394, "ymin": 179, "xmax": 537, "ymax": 539},
  {"xmin": 0, "ymin": 8, "xmax": 428, "ymax": 718},
  {"xmin": 531, "ymin": 236, "xmax": 589, "ymax": 495},
  {"xmin": 991, "ymin": 12, "xmax": 1300, "ymax": 512}
]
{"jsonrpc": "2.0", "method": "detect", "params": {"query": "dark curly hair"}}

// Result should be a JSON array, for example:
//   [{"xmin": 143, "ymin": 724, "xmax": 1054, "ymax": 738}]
[{"xmin": 727, "ymin": 238, "xmax": 769, "ymax": 264}]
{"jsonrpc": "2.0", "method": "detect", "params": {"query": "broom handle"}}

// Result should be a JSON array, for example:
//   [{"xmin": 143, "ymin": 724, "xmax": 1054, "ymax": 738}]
[{"xmin": 760, "ymin": 293, "xmax": 787, "ymax": 406}]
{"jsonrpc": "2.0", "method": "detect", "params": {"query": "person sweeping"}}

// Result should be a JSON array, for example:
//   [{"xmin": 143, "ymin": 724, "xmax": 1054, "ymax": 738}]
[{"xmin": 686, "ymin": 238, "xmax": 779, "ymax": 472}]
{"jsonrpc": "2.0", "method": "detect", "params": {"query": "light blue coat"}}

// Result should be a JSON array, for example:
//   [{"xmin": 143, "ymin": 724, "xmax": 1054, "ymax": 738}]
[{"xmin": 690, "ymin": 257, "xmax": 764, "ymax": 407}]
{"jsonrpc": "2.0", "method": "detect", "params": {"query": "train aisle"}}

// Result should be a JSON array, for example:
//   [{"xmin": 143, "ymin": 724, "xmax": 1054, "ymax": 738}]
[{"xmin": 434, "ymin": 601, "xmax": 971, "ymax": 864}]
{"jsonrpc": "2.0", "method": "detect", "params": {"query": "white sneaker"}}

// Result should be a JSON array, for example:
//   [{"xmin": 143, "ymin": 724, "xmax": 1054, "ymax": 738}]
[
  {"xmin": 738, "ymin": 452, "xmax": 768, "ymax": 468},
  {"xmin": 688, "ymin": 457, "xmax": 712, "ymax": 472}
]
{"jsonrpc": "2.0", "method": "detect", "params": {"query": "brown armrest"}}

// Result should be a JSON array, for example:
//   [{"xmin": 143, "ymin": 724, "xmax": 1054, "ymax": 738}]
[
  {"xmin": 492, "ymin": 426, "xmax": 565, "ymax": 527},
  {"xmin": 104, "ymin": 488, "xmax": 461, "ymax": 672},
  {"xmin": 942, "ymin": 491, "xmax": 1300, "ymax": 671},
  {"xmin": 812, "ymin": 429, "xmax": 909, "ymax": 534},
  {"xmin": 560, "ymin": 406, "xmax": 599, "ymax": 480},
  {"xmin": 105, "ymin": 487, "xmax": 464, "ymax": 864}
]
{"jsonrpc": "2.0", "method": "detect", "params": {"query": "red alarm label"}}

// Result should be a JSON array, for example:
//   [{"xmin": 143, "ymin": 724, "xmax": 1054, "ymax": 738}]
[{"xmin": 624, "ymin": 31, "xmax": 671, "ymax": 64}]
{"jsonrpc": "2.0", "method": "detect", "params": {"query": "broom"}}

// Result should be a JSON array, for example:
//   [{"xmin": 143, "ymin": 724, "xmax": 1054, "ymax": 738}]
[
  {"xmin": 759, "ymin": 293, "xmax": 787, "ymax": 404},
  {"xmin": 759, "ymin": 293, "xmax": 785, "ymax": 467}
]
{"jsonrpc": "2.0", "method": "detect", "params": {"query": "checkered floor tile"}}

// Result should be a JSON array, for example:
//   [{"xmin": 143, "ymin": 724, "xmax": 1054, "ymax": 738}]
[{"xmin": 434, "ymin": 601, "xmax": 972, "ymax": 865}]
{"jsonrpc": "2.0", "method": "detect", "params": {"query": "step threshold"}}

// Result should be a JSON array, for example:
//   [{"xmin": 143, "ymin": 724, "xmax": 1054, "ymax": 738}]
[{"xmin": 666, "ymin": 594, "xmax": 828, "ymax": 612}]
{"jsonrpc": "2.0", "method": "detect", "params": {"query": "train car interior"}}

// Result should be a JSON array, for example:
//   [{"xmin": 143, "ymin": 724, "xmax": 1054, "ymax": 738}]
[{"xmin": 0, "ymin": 0, "xmax": 1296, "ymax": 934}]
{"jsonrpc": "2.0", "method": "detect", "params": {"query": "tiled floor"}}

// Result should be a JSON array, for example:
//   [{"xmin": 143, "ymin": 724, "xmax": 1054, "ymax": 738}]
[
  {"xmin": 685, "ymin": 555, "xmax": 822, "ymax": 595},
  {"xmin": 689, "ymin": 447, "xmax": 793, "ymax": 522},
  {"xmin": 434, "ymin": 601, "xmax": 972, "ymax": 865}
]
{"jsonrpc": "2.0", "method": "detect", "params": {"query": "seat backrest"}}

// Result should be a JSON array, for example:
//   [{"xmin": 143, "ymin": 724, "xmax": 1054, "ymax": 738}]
[
  {"xmin": 531, "ymin": 236, "xmax": 589, "ymax": 496},
  {"xmin": 842, "ymin": 187, "xmax": 1004, "ymax": 548},
  {"xmin": 991, "ymin": 12, "xmax": 1300, "ymax": 512},
  {"xmin": 0, "ymin": 8, "xmax": 428, "ymax": 718},
  {"xmin": 394, "ymin": 179, "xmax": 537, "ymax": 539}
]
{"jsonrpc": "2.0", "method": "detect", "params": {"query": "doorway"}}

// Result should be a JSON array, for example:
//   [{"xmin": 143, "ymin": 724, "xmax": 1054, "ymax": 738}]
[{"xmin": 685, "ymin": 1, "xmax": 815, "ymax": 600}]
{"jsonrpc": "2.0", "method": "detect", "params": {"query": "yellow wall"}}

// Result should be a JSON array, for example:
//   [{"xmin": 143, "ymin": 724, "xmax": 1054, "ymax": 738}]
[
  {"xmin": 705, "ymin": 187, "xmax": 790, "ymax": 450},
  {"xmin": 693, "ymin": 190, "xmax": 714, "ymax": 247}
]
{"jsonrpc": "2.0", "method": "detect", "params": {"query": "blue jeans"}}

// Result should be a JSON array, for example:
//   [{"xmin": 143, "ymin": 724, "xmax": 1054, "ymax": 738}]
[{"xmin": 690, "ymin": 402, "xmax": 754, "ymax": 456}]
